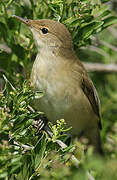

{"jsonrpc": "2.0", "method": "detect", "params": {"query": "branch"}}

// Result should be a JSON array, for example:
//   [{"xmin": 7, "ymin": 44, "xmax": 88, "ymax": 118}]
[
  {"xmin": 3, "ymin": 75, "xmax": 95, "ymax": 180},
  {"xmin": 0, "ymin": 44, "xmax": 12, "ymax": 54},
  {"xmin": 86, "ymin": 45, "xmax": 110, "ymax": 60},
  {"xmin": 108, "ymin": 26, "xmax": 117, "ymax": 39},
  {"xmin": 44, "ymin": 125, "xmax": 80, "ymax": 165},
  {"xmin": 87, "ymin": 172, "xmax": 96, "ymax": 180},
  {"xmin": 83, "ymin": 62, "xmax": 117, "ymax": 73},
  {"xmin": 99, "ymin": 39, "xmax": 117, "ymax": 52}
]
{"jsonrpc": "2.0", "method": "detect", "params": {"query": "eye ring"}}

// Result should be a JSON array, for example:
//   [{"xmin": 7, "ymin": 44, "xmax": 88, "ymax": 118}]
[{"xmin": 41, "ymin": 28, "xmax": 48, "ymax": 34}]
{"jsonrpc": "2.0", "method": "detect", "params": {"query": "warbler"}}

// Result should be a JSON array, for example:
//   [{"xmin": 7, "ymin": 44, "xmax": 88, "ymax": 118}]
[{"xmin": 14, "ymin": 15, "xmax": 103, "ymax": 154}]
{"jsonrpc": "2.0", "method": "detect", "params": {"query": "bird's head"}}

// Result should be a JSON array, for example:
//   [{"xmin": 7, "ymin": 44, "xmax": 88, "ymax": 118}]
[{"xmin": 13, "ymin": 16, "xmax": 73, "ymax": 51}]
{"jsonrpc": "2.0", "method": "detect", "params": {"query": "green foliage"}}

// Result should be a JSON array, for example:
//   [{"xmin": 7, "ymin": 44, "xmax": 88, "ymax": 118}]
[
  {"xmin": 0, "ymin": 0, "xmax": 117, "ymax": 180},
  {"xmin": 0, "ymin": 79, "xmax": 116, "ymax": 180},
  {"xmin": 0, "ymin": 79, "xmax": 74, "ymax": 179}
]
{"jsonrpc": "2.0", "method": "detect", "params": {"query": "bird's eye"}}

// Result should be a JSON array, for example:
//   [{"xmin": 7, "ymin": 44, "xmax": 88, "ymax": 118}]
[{"xmin": 41, "ymin": 28, "xmax": 48, "ymax": 34}]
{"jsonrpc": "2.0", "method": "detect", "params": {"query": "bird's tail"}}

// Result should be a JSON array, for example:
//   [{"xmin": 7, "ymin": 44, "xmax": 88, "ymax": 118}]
[{"xmin": 85, "ymin": 126, "xmax": 104, "ymax": 155}]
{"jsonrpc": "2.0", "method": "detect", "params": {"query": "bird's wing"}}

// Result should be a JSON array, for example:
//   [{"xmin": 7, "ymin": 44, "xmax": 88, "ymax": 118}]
[{"xmin": 81, "ymin": 73, "xmax": 102, "ymax": 129}]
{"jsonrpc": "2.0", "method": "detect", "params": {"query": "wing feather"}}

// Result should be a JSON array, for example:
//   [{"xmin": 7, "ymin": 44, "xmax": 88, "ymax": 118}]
[{"xmin": 81, "ymin": 72, "xmax": 102, "ymax": 129}]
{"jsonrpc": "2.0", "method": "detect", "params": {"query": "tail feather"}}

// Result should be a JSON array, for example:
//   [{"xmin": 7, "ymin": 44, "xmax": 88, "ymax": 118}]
[{"xmin": 85, "ymin": 126, "xmax": 104, "ymax": 155}]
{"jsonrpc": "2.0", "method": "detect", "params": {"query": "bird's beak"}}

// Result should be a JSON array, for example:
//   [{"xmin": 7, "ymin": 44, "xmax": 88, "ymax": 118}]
[{"xmin": 12, "ymin": 15, "xmax": 31, "ymax": 27}]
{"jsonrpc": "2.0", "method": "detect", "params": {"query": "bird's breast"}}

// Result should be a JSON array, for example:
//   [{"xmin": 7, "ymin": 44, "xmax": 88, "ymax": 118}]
[
  {"xmin": 31, "ymin": 53, "xmax": 77, "ymax": 114},
  {"xmin": 31, "ymin": 53, "xmax": 98, "ymax": 135}
]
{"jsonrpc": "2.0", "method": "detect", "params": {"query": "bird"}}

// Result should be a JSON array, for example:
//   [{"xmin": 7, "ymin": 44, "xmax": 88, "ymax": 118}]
[{"xmin": 13, "ymin": 15, "xmax": 103, "ymax": 154}]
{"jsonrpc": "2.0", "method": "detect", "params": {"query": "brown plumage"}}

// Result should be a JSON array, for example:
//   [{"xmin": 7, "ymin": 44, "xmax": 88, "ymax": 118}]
[{"xmin": 14, "ymin": 15, "xmax": 103, "ymax": 154}]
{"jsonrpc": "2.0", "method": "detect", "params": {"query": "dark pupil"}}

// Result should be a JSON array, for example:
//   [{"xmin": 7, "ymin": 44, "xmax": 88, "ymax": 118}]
[{"xmin": 41, "ymin": 28, "xmax": 48, "ymax": 34}]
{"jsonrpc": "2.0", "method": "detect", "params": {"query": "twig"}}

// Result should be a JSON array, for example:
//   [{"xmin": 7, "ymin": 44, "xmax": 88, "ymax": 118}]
[
  {"xmin": 0, "ymin": 68, "xmax": 6, "ymax": 73},
  {"xmin": 44, "ymin": 126, "xmax": 80, "ymax": 165},
  {"xmin": 0, "ymin": 44, "xmax": 12, "ymax": 54},
  {"xmin": 87, "ymin": 171, "xmax": 96, "ymax": 180},
  {"xmin": 83, "ymin": 62, "xmax": 117, "ymax": 73},
  {"xmin": 108, "ymin": 26, "xmax": 117, "ymax": 39},
  {"xmin": 14, "ymin": 141, "xmax": 33, "ymax": 152},
  {"xmin": 41, "ymin": 123, "xmax": 95, "ymax": 179},
  {"xmin": 3, "ymin": 75, "xmax": 16, "ymax": 91},
  {"xmin": 84, "ymin": 45, "xmax": 110, "ymax": 60},
  {"xmin": 99, "ymin": 39, "xmax": 117, "ymax": 52}
]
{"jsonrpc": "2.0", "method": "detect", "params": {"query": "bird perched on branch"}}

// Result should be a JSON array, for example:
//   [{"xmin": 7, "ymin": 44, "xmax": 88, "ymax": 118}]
[{"xmin": 14, "ymin": 15, "xmax": 103, "ymax": 154}]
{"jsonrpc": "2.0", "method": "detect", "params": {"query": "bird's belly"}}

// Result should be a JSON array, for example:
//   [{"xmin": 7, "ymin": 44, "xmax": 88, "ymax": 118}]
[
  {"xmin": 31, "ymin": 56, "xmax": 98, "ymax": 136},
  {"xmin": 32, "ymin": 79, "xmax": 97, "ymax": 136}
]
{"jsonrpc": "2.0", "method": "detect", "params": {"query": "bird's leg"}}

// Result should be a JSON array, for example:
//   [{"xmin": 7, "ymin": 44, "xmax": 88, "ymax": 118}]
[{"xmin": 32, "ymin": 115, "xmax": 48, "ymax": 132}]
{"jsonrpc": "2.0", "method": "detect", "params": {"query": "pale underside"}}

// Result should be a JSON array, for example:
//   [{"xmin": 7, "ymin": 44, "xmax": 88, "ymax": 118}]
[{"xmin": 31, "ymin": 50, "xmax": 99, "ymax": 136}]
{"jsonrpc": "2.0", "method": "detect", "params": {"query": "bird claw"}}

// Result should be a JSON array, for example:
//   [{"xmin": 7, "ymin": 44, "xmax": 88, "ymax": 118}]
[
  {"xmin": 38, "ymin": 119, "xmax": 45, "ymax": 131},
  {"xmin": 32, "ymin": 116, "xmax": 48, "ymax": 132}
]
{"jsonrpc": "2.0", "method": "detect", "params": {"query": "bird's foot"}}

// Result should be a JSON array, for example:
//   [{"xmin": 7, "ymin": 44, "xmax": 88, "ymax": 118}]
[{"xmin": 32, "ymin": 115, "xmax": 48, "ymax": 133}]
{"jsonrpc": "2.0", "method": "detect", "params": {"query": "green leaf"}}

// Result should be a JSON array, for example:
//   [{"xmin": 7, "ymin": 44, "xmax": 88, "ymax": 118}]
[
  {"xmin": 0, "ymin": 22, "xmax": 8, "ymax": 41},
  {"xmin": 83, "ymin": 14, "xmax": 94, "ymax": 22},
  {"xmin": 7, "ymin": 17, "xmax": 19, "ymax": 30},
  {"xmin": 0, "ymin": 52, "xmax": 11, "ymax": 70},
  {"xmin": 103, "ymin": 16, "xmax": 117, "ymax": 29},
  {"xmin": 0, "ymin": 172, "xmax": 8, "ymax": 178},
  {"xmin": 34, "ymin": 133, "xmax": 47, "ymax": 169},
  {"xmin": 79, "ymin": 21, "xmax": 104, "ymax": 40},
  {"xmin": 11, "ymin": 44, "xmax": 25, "ymax": 60},
  {"xmin": 97, "ymin": 10, "xmax": 111, "ymax": 19},
  {"xmin": 22, "ymin": 156, "xmax": 32, "ymax": 179}
]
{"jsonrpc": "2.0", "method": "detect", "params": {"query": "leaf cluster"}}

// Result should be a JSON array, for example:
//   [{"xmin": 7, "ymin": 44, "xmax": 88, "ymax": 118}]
[{"xmin": 0, "ymin": 0, "xmax": 117, "ymax": 180}]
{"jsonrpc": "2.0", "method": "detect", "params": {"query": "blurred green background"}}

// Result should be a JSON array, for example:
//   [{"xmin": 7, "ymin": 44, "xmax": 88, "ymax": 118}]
[{"xmin": 0, "ymin": 0, "xmax": 117, "ymax": 179}]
